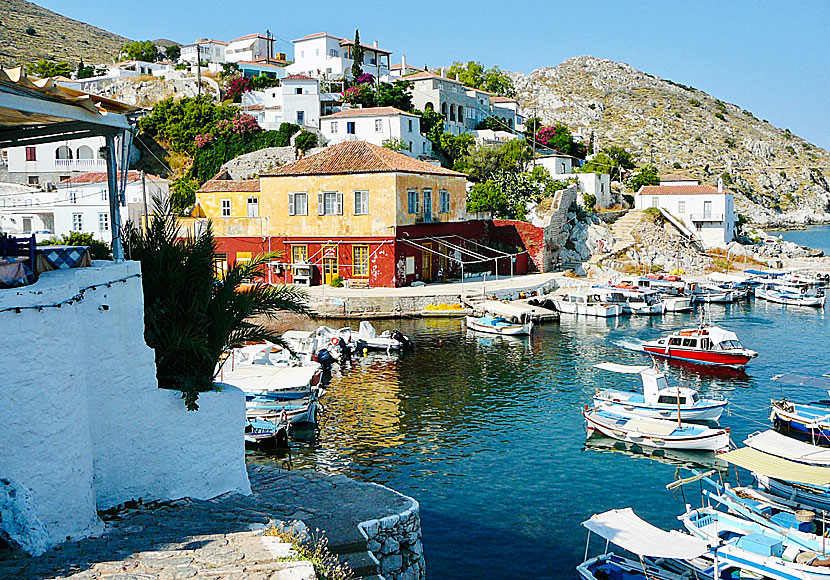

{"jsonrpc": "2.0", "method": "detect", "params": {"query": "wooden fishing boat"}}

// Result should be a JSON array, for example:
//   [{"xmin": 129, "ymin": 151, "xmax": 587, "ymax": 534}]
[
  {"xmin": 593, "ymin": 362, "xmax": 727, "ymax": 422},
  {"xmin": 554, "ymin": 291, "xmax": 623, "ymax": 318},
  {"xmin": 757, "ymin": 281, "xmax": 826, "ymax": 307},
  {"xmin": 642, "ymin": 323, "xmax": 757, "ymax": 368},
  {"xmin": 770, "ymin": 400, "xmax": 830, "ymax": 442},
  {"xmin": 582, "ymin": 407, "xmax": 731, "ymax": 451},
  {"xmin": 464, "ymin": 315, "xmax": 533, "ymax": 336}
]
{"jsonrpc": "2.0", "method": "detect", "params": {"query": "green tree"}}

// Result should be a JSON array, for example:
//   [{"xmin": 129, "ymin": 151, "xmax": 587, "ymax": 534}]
[
  {"xmin": 383, "ymin": 138, "xmax": 409, "ymax": 152},
  {"xmin": 438, "ymin": 132, "xmax": 474, "ymax": 166},
  {"xmin": 626, "ymin": 165, "xmax": 661, "ymax": 190},
  {"xmin": 601, "ymin": 146, "xmax": 636, "ymax": 170},
  {"xmin": 170, "ymin": 176, "xmax": 200, "ymax": 214},
  {"xmin": 466, "ymin": 180, "xmax": 509, "ymax": 217},
  {"xmin": 446, "ymin": 61, "xmax": 515, "ymax": 97},
  {"xmin": 165, "ymin": 45, "xmax": 181, "ymax": 62},
  {"xmin": 125, "ymin": 198, "xmax": 310, "ymax": 410},
  {"xmin": 25, "ymin": 60, "xmax": 71, "ymax": 78},
  {"xmin": 122, "ymin": 40, "xmax": 159, "ymax": 62},
  {"xmin": 295, "ymin": 130, "xmax": 318, "ymax": 152},
  {"xmin": 77, "ymin": 59, "xmax": 95, "ymax": 79},
  {"xmin": 454, "ymin": 139, "xmax": 532, "ymax": 182},
  {"xmin": 138, "ymin": 96, "xmax": 236, "ymax": 154},
  {"xmin": 350, "ymin": 29, "xmax": 364, "ymax": 81}
]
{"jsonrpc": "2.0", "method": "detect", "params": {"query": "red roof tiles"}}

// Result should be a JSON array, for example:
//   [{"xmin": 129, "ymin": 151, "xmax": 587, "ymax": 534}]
[
  {"xmin": 639, "ymin": 185, "xmax": 730, "ymax": 195},
  {"xmin": 197, "ymin": 179, "xmax": 260, "ymax": 193},
  {"xmin": 64, "ymin": 171, "xmax": 166, "ymax": 184},
  {"xmin": 264, "ymin": 141, "xmax": 465, "ymax": 178},
  {"xmin": 324, "ymin": 107, "xmax": 415, "ymax": 119}
]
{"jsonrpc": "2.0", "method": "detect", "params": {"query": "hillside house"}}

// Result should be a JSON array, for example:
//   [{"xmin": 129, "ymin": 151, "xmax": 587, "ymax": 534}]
[
  {"xmin": 535, "ymin": 153, "xmax": 612, "ymax": 208},
  {"xmin": 181, "ymin": 39, "xmax": 228, "ymax": 64},
  {"xmin": 320, "ymin": 107, "xmax": 431, "ymax": 157},
  {"xmin": 286, "ymin": 32, "xmax": 392, "ymax": 82},
  {"xmin": 225, "ymin": 34, "xmax": 275, "ymax": 63},
  {"xmin": 241, "ymin": 74, "xmax": 323, "ymax": 130},
  {"xmin": 634, "ymin": 177, "xmax": 736, "ymax": 248},
  {"xmin": 3, "ymin": 136, "xmax": 108, "ymax": 186}
]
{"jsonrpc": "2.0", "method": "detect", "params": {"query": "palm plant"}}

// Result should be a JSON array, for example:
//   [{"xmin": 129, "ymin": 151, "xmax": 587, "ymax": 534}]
[{"xmin": 125, "ymin": 198, "xmax": 309, "ymax": 410}]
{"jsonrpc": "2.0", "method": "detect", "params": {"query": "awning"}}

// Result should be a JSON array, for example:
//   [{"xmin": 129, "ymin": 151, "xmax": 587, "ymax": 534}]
[
  {"xmin": 595, "ymin": 362, "xmax": 652, "ymax": 374},
  {"xmin": 745, "ymin": 430, "xmax": 830, "ymax": 467},
  {"xmin": 707, "ymin": 272, "xmax": 749, "ymax": 284},
  {"xmin": 582, "ymin": 508, "xmax": 710, "ymax": 559},
  {"xmin": 719, "ymin": 447, "xmax": 830, "ymax": 486}
]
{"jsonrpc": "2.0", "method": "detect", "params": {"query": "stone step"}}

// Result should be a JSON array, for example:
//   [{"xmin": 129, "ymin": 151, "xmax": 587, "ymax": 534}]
[
  {"xmin": 337, "ymin": 550, "xmax": 380, "ymax": 577},
  {"xmin": 327, "ymin": 531, "xmax": 369, "ymax": 555}
]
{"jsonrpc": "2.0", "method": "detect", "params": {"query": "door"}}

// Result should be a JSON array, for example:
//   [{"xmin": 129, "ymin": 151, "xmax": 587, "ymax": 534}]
[
  {"xmin": 423, "ymin": 190, "xmax": 432, "ymax": 223},
  {"xmin": 323, "ymin": 257, "xmax": 338, "ymax": 285},
  {"xmin": 422, "ymin": 242, "xmax": 433, "ymax": 282},
  {"xmin": 703, "ymin": 201, "xmax": 712, "ymax": 219}
]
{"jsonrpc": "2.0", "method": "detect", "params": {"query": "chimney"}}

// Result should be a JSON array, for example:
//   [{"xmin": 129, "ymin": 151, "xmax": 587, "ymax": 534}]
[
  {"xmin": 440, "ymin": 67, "xmax": 446, "ymax": 77},
  {"xmin": 373, "ymin": 40, "xmax": 378, "ymax": 48},
  {"xmin": 717, "ymin": 177, "xmax": 723, "ymax": 193},
  {"xmin": 401, "ymin": 53, "xmax": 407, "ymax": 72}
]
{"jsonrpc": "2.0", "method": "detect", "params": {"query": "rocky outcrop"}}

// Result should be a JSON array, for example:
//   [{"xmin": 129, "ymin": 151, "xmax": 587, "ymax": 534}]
[
  {"xmin": 511, "ymin": 56, "xmax": 830, "ymax": 226},
  {"xmin": 221, "ymin": 147, "xmax": 298, "ymax": 179}
]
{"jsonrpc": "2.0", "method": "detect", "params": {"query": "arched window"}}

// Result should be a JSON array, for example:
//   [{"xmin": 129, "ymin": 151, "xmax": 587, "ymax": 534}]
[
  {"xmin": 508, "ymin": 118, "xmax": 514, "ymax": 129},
  {"xmin": 425, "ymin": 102, "xmax": 434, "ymax": 111},
  {"xmin": 77, "ymin": 145, "xmax": 94, "ymax": 159},
  {"xmin": 441, "ymin": 102, "xmax": 448, "ymax": 120},
  {"xmin": 457, "ymin": 105, "xmax": 464, "ymax": 123},
  {"xmin": 449, "ymin": 104, "xmax": 456, "ymax": 122},
  {"xmin": 56, "ymin": 146, "xmax": 72, "ymax": 160}
]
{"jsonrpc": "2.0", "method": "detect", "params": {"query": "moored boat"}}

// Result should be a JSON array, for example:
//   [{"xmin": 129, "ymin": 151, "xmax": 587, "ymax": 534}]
[
  {"xmin": 596, "ymin": 286, "xmax": 667, "ymax": 315},
  {"xmin": 642, "ymin": 323, "xmax": 757, "ymax": 368},
  {"xmin": 554, "ymin": 291, "xmax": 623, "ymax": 318},
  {"xmin": 465, "ymin": 315, "xmax": 533, "ymax": 336},
  {"xmin": 756, "ymin": 280, "xmax": 826, "ymax": 307},
  {"xmin": 593, "ymin": 362, "xmax": 727, "ymax": 422}
]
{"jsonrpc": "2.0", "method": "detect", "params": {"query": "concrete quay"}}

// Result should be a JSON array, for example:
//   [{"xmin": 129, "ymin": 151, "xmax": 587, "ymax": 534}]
[{"xmin": 0, "ymin": 465, "xmax": 422, "ymax": 580}]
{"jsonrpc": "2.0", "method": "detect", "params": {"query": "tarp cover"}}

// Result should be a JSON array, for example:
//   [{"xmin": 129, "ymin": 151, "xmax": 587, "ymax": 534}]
[
  {"xmin": 771, "ymin": 373, "xmax": 830, "ymax": 390},
  {"xmin": 218, "ymin": 365, "xmax": 318, "ymax": 392},
  {"xmin": 745, "ymin": 430, "xmax": 830, "ymax": 466},
  {"xmin": 707, "ymin": 272, "xmax": 749, "ymax": 283},
  {"xmin": 595, "ymin": 363, "xmax": 652, "ymax": 374},
  {"xmin": 582, "ymin": 508, "xmax": 710, "ymax": 559},
  {"xmin": 720, "ymin": 447, "xmax": 830, "ymax": 486}
]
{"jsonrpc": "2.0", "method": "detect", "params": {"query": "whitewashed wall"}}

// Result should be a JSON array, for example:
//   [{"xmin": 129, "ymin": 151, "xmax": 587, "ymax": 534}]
[{"xmin": 0, "ymin": 260, "xmax": 250, "ymax": 555}]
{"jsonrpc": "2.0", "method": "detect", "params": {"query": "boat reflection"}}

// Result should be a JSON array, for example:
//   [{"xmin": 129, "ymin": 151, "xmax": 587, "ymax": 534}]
[{"xmin": 583, "ymin": 433, "xmax": 726, "ymax": 471}]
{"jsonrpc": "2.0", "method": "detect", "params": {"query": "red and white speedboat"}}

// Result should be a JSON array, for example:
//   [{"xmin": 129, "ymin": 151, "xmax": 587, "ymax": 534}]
[{"xmin": 642, "ymin": 324, "xmax": 757, "ymax": 368}]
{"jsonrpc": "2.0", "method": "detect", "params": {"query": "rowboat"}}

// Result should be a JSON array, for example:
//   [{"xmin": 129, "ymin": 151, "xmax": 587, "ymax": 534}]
[
  {"xmin": 615, "ymin": 276, "xmax": 693, "ymax": 312},
  {"xmin": 582, "ymin": 407, "xmax": 731, "ymax": 451},
  {"xmin": 554, "ymin": 291, "xmax": 623, "ymax": 318},
  {"xmin": 770, "ymin": 400, "xmax": 830, "ymax": 441},
  {"xmin": 465, "ymin": 315, "xmax": 533, "ymax": 336},
  {"xmin": 757, "ymin": 282, "xmax": 826, "ymax": 307},
  {"xmin": 593, "ymin": 362, "xmax": 727, "ymax": 422},
  {"xmin": 642, "ymin": 323, "xmax": 757, "ymax": 368}
]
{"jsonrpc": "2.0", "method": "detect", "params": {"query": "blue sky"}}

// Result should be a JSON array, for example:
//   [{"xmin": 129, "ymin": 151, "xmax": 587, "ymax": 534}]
[{"xmin": 39, "ymin": 0, "xmax": 830, "ymax": 148}]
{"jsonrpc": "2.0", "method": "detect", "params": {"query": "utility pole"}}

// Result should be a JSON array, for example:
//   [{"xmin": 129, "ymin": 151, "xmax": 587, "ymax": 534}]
[
  {"xmin": 141, "ymin": 170, "xmax": 148, "ymax": 231},
  {"xmin": 195, "ymin": 42, "xmax": 201, "ymax": 97},
  {"xmin": 531, "ymin": 107, "xmax": 537, "ymax": 168}
]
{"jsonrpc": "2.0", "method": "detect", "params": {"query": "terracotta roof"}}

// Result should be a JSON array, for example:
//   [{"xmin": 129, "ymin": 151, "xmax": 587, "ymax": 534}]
[
  {"xmin": 229, "ymin": 33, "xmax": 269, "ymax": 42},
  {"xmin": 338, "ymin": 39, "xmax": 392, "ymax": 54},
  {"xmin": 324, "ymin": 106, "xmax": 416, "ymax": 119},
  {"xmin": 283, "ymin": 74, "xmax": 316, "ymax": 81},
  {"xmin": 404, "ymin": 71, "xmax": 462, "ymax": 84},
  {"xmin": 639, "ymin": 185, "xmax": 730, "ymax": 196},
  {"xmin": 294, "ymin": 32, "xmax": 331, "ymax": 42},
  {"xmin": 660, "ymin": 173, "xmax": 698, "ymax": 182},
  {"xmin": 293, "ymin": 32, "xmax": 392, "ymax": 54},
  {"xmin": 198, "ymin": 178, "xmax": 260, "ymax": 193},
  {"xmin": 491, "ymin": 96, "xmax": 517, "ymax": 103},
  {"xmin": 263, "ymin": 141, "xmax": 465, "ymax": 178},
  {"xmin": 236, "ymin": 60, "xmax": 284, "ymax": 70},
  {"xmin": 63, "ymin": 171, "xmax": 167, "ymax": 185},
  {"xmin": 195, "ymin": 38, "xmax": 228, "ymax": 45}
]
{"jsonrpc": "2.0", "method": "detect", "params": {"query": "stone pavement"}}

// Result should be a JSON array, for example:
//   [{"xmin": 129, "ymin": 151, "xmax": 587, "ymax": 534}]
[{"xmin": 0, "ymin": 465, "xmax": 418, "ymax": 580}]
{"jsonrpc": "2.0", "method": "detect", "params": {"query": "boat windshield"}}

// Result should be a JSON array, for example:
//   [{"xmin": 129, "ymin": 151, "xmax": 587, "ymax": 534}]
[
  {"xmin": 718, "ymin": 340, "xmax": 743, "ymax": 350},
  {"xmin": 691, "ymin": 393, "xmax": 699, "ymax": 403}
]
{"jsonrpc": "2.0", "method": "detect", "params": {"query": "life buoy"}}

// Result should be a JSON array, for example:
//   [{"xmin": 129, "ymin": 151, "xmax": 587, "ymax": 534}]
[{"xmin": 330, "ymin": 337, "xmax": 338, "ymax": 345}]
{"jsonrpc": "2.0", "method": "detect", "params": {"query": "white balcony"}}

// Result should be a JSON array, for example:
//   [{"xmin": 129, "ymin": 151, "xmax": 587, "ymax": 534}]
[
  {"xmin": 690, "ymin": 213, "xmax": 724, "ymax": 222},
  {"xmin": 55, "ymin": 159, "xmax": 108, "ymax": 169}
]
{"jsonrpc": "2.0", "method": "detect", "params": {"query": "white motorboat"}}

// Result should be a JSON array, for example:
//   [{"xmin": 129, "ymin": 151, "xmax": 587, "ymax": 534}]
[
  {"xmin": 355, "ymin": 320, "xmax": 410, "ymax": 350},
  {"xmin": 554, "ymin": 291, "xmax": 623, "ymax": 318},
  {"xmin": 616, "ymin": 277, "xmax": 693, "ymax": 312},
  {"xmin": 596, "ymin": 286, "xmax": 667, "ymax": 315},
  {"xmin": 593, "ymin": 362, "xmax": 727, "ymax": 422},
  {"xmin": 756, "ymin": 280, "xmax": 826, "ymax": 307},
  {"xmin": 583, "ymin": 407, "xmax": 730, "ymax": 451},
  {"xmin": 688, "ymin": 282, "xmax": 734, "ymax": 303},
  {"xmin": 465, "ymin": 315, "xmax": 533, "ymax": 336}
]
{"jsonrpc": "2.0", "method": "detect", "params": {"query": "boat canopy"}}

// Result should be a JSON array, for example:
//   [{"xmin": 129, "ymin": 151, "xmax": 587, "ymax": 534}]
[
  {"xmin": 582, "ymin": 508, "xmax": 710, "ymax": 559},
  {"xmin": 218, "ymin": 365, "xmax": 319, "ymax": 392},
  {"xmin": 745, "ymin": 430, "xmax": 830, "ymax": 466},
  {"xmin": 595, "ymin": 363, "xmax": 653, "ymax": 374},
  {"xmin": 771, "ymin": 373, "xmax": 830, "ymax": 390},
  {"xmin": 702, "ymin": 326, "xmax": 740, "ymax": 346},
  {"xmin": 707, "ymin": 272, "xmax": 749, "ymax": 284},
  {"xmin": 745, "ymin": 270, "xmax": 785, "ymax": 277},
  {"xmin": 719, "ymin": 447, "xmax": 830, "ymax": 486}
]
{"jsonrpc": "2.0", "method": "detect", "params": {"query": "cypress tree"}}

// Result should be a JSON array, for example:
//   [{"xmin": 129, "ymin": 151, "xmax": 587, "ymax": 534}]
[{"xmin": 350, "ymin": 29, "xmax": 364, "ymax": 81}]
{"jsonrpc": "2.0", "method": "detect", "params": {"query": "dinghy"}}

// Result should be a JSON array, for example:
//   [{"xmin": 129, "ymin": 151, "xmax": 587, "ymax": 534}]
[
  {"xmin": 464, "ymin": 315, "xmax": 533, "ymax": 336},
  {"xmin": 355, "ymin": 320, "xmax": 410, "ymax": 350}
]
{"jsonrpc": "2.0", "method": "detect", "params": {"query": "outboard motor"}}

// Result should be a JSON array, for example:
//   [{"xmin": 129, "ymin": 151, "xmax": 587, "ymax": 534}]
[
  {"xmin": 316, "ymin": 348, "xmax": 335, "ymax": 370},
  {"xmin": 337, "ymin": 337, "xmax": 351, "ymax": 359},
  {"xmin": 391, "ymin": 330, "xmax": 410, "ymax": 349}
]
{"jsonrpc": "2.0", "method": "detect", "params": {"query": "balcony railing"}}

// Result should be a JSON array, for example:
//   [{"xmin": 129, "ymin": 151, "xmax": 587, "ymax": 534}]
[
  {"xmin": 690, "ymin": 213, "xmax": 724, "ymax": 222},
  {"xmin": 55, "ymin": 159, "xmax": 108, "ymax": 169}
]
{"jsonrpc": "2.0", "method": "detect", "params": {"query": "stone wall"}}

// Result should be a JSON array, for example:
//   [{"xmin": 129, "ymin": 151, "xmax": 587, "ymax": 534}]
[
  {"xmin": 359, "ymin": 490, "xmax": 424, "ymax": 580},
  {"xmin": 0, "ymin": 261, "xmax": 251, "ymax": 555},
  {"xmin": 527, "ymin": 184, "xmax": 578, "ymax": 271}
]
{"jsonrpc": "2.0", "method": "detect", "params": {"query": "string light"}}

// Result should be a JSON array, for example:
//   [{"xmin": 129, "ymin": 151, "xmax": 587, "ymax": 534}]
[{"xmin": 0, "ymin": 273, "xmax": 141, "ymax": 314}]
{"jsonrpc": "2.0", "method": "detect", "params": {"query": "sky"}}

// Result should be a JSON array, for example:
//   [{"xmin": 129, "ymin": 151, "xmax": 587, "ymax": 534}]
[{"xmin": 37, "ymin": 0, "xmax": 830, "ymax": 149}]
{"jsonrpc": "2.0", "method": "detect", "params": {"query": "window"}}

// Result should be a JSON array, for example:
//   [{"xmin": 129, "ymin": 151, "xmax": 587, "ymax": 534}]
[
  {"xmin": 318, "ymin": 191, "xmax": 343, "ymax": 215},
  {"xmin": 72, "ymin": 213, "xmax": 83, "ymax": 231},
  {"xmin": 353, "ymin": 245, "xmax": 369, "ymax": 277},
  {"xmin": 299, "ymin": 51, "xmax": 305, "ymax": 58},
  {"xmin": 295, "ymin": 87, "xmax": 303, "ymax": 94},
  {"xmin": 247, "ymin": 196, "xmax": 259, "ymax": 217},
  {"xmin": 98, "ymin": 212, "xmax": 109, "ymax": 232},
  {"xmin": 347, "ymin": 121, "xmax": 356, "ymax": 134},
  {"xmin": 101, "ymin": 190, "xmax": 108, "ymax": 201},
  {"xmin": 69, "ymin": 192, "xmax": 77, "ymax": 204},
  {"xmin": 657, "ymin": 396, "xmax": 679, "ymax": 405},
  {"xmin": 56, "ymin": 145, "xmax": 72, "ymax": 160},
  {"xmin": 25, "ymin": 147, "xmax": 36, "ymax": 161},
  {"xmin": 374, "ymin": 119, "xmax": 383, "ymax": 132},
  {"xmin": 296, "ymin": 110, "xmax": 305, "ymax": 124},
  {"xmin": 236, "ymin": 251, "xmax": 252, "ymax": 263},
  {"xmin": 407, "ymin": 189, "xmax": 419, "ymax": 214},
  {"xmin": 651, "ymin": 196, "xmax": 659, "ymax": 208},
  {"xmin": 669, "ymin": 337, "xmax": 682, "ymax": 346},
  {"xmin": 221, "ymin": 199, "xmax": 231, "ymax": 217},
  {"xmin": 408, "ymin": 141, "xmax": 413, "ymax": 151},
  {"xmin": 331, "ymin": 121, "xmax": 338, "ymax": 134},
  {"xmin": 681, "ymin": 338, "xmax": 697, "ymax": 348},
  {"xmin": 354, "ymin": 191, "xmax": 368, "ymax": 215},
  {"xmin": 59, "ymin": 175, "xmax": 70, "ymax": 183},
  {"xmin": 289, "ymin": 192, "xmax": 308, "ymax": 216},
  {"xmin": 291, "ymin": 245, "xmax": 308, "ymax": 265},
  {"xmin": 27, "ymin": 176, "xmax": 38, "ymax": 185},
  {"xmin": 439, "ymin": 190, "xmax": 451, "ymax": 213},
  {"xmin": 407, "ymin": 119, "xmax": 413, "ymax": 133},
  {"xmin": 678, "ymin": 200, "xmax": 686, "ymax": 214},
  {"xmin": 213, "ymin": 253, "xmax": 228, "ymax": 275},
  {"xmin": 315, "ymin": 49, "xmax": 320, "ymax": 56},
  {"xmin": 329, "ymin": 48, "xmax": 338, "ymax": 57},
  {"xmin": 457, "ymin": 105, "xmax": 463, "ymax": 121}
]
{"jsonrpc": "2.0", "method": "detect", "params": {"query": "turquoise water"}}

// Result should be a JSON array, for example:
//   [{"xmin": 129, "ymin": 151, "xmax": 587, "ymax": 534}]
[
  {"xmin": 273, "ymin": 302, "xmax": 829, "ymax": 579},
  {"xmin": 777, "ymin": 224, "xmax": 830, "ymax": 254}
]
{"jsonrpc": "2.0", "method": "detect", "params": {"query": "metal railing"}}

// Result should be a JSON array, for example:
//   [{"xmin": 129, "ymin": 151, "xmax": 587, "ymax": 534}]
[
  {"xmin": 55, "ymin": 159, "xmax": 107, "ymax": 169},
  {"xmin": 690, "ymin": 213, "xmax": 724, "ymax": 222}
]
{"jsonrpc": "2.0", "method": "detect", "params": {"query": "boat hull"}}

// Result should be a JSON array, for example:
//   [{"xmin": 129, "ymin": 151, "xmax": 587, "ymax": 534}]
[
  {"xmin": 756, "ymin": 473, "xmax": 830, "ymax": 513},
  {"xmin": 664, "ymin": 297, "xmax": 693, "ymax": 312},
  {"xmin": 642, "ymin": 344, "xmax": 755, "ymax": 367},
  {"xmin": 465, "ymin": 316, "xmax": 532, "ymax": 335},
  {"xmin": 757, "ymin": 288, "xmax": 826, "ymax": 307},
  {"xmin": 692, "ymin": 291, "xmax": 733, "ymax": 303},
  {"xmin": 593, "ymin": 396, "xmax": 727, "ymax": 422},
  {"xmin": 555, "ymin": 300, "xmax": 622, "ymax": 318},
  {"xmin": 770, "ymin": 402, "xmax": 830, "ymax": 440},
  {"xmin": 583, "ymin": 410, "xmax": 730, "ymax": 451}
]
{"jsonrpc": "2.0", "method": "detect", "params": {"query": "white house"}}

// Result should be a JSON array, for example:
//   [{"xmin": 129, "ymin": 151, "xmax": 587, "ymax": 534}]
[
  {"xmin": 55, "ymin": 60, "xmax": 175, "ymax": 94},
  {"xmin": 535, "ymin": 153, "xmax": 612, "ymax": 208},
  {"xmin": 225, "ymin": 34, "xmax": 274, "ymax": 63},
  {"xmin": 3, "ymin": 136, "xmax": 108, "ymax": 187},
  {"xmin": 181, "ymin": 39, "xmax": 228, "ymax": 64},
  {"xmin": 0, "ymin": 171, "xmax": 169, "ymax": 241},
  {"xmin": 635, "ymin": 177, "xmax": 736, "ymax": 248},
  {"xmin": 286, "ymin": 32, "xmax": 392, "ymax": 82},
  {"xmin": 241, "ymin": 75, "xmax": 322, "ymax": 130},
  {"xmin": 319, "ymin": 107, "xmax": 432, "ymax": 158}
]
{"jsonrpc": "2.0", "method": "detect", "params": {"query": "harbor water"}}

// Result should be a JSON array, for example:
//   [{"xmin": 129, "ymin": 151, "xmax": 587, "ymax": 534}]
[
  {"xmin": 260, "ymin": 301, "xmax": 829, "ymax": 579},
  {"xmin": 776, "ymin": 224, "xmax": 830, "ymax": 255}
]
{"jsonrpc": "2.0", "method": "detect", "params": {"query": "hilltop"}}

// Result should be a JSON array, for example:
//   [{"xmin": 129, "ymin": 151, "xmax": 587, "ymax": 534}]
[
  {"xmin": 0, "ymin": 0, "xmax": 129, "ymax": 68},
  {"xmin": 512, "ymin": 56, "xmax": 830, "ymax": 226}
]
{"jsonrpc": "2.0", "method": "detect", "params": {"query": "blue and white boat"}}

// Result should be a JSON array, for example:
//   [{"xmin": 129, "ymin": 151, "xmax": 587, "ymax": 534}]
[
  {"xmin": 465, "ymin": 315, "xmax": 533, "ymax": 336},
  {"xmin": 756, "ymin": 278, "xmax": 826, "ymax": 307},
  {"xmin": 593, "ymin": 362, "xmax": 728, "ymax": 422},
  {"xmin": 771, "ymin": 400, "xmax": 830, "ymax": 441},
  {"xmin": 583, "ymin": 407, "xmax": 731, "ymax": 451}
]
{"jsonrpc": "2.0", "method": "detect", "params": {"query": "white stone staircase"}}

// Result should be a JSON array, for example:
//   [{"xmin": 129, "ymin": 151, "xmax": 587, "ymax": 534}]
[{"xmin": 588, "ymin": 210, "xmax": 646, "ymax": 265}]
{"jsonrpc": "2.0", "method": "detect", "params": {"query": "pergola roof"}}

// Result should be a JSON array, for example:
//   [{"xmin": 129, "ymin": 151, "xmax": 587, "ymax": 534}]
[{"xmin": 0, "ymin": 67, "xmax": 137, "ymax": 149}]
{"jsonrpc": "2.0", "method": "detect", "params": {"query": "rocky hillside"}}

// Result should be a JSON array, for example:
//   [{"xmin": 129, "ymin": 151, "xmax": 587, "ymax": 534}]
[
  {"xmin": 0, "ymin": 0, "xmax": 129, "ymax": 68},
  {"xmin": 512, "ymin": 56, "xmax": 830, "ymax": 225}
]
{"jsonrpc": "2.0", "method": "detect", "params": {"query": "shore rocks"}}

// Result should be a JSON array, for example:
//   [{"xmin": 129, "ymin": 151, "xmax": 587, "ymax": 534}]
[{"xmin": 360, "ymin": 506, "xmax": 425, "ymax": 580}]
